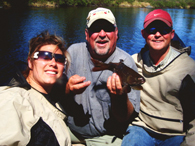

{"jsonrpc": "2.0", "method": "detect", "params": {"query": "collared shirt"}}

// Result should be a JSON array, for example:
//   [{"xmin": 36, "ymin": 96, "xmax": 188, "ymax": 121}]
[
  {"xmin": 142, "ymin": 46, "xmax": 180, "ymax": 72},
  {"xmin": 131, "ymin": 47, "xmax": 195, "ymax": 138},
  {"xmin": 65, "ymin": 42, "xmax": 140, "ymax": 138}
]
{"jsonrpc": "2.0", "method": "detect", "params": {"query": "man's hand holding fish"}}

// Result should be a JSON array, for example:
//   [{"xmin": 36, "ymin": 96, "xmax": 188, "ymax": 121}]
[
  {"xmin": 64, "ymin": 7, "xmax": 141, "ymax": 145},
  {"xmin": 107, "ymin": 73, "xmax": 131, "ymax": 95}
]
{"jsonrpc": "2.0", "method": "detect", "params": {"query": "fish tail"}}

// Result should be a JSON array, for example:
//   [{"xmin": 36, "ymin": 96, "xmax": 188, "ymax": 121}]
[{"xmin": 91, "ymin": 58, "xmax": 110, "ymax": 71}]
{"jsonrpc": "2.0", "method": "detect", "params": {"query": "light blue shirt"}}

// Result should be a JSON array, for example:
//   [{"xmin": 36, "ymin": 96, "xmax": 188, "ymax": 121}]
[{"xmin": 65, "ymin": 42, "xmax": 140, "ymax": 138}]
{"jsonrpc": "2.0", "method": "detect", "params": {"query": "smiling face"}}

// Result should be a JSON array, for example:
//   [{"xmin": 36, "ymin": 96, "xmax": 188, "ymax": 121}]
[
  {"xmin": 27, "ymin": 44, "xmax": 64, "ymax": 93},
  {"xmin": 85, "ymin": 19, "xmax": 118, "ymax": 61},
  {"xmin": 142, "ymin": 20, "xmax": 174, "ymax": 53}
]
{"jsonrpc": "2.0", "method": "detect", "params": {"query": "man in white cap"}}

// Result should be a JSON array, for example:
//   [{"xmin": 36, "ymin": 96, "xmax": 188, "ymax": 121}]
[
  {"xmin": 122, "ymin": 9, "xmax": 195, "ymax": 146},
  {"xmin": 63, "ymin": 7, "xmax": 140, "ymax": 145}
]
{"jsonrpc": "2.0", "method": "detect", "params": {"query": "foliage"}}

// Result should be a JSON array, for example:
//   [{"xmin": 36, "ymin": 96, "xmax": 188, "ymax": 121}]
[
  {"xmin": 1, "ymin": 0, "xmax": 195, "ymax": 8},
  {"xmin": 140, "ymin": 0, "xmax": 194, "ymax": 8}
]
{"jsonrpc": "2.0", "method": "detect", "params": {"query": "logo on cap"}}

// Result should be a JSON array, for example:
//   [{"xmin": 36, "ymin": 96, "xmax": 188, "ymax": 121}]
[{"xmin": 154, "ymin": 13, "xmax": 161, "ymax": 16}]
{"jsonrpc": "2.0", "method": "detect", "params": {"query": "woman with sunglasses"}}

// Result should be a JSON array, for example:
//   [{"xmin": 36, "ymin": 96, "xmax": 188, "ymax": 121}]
[{"xmin": 0, "ymin": 31, "xmax": 71, "ymax": 146}]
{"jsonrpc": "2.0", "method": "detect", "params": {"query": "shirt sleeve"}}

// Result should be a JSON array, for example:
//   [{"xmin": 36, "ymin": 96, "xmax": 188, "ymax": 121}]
[{"xmin": 0, "ymin": 88, "xmax": 37, "ymax": 145}]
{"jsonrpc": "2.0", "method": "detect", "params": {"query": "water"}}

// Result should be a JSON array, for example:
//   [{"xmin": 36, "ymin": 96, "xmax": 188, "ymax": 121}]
[{"xmin": 0, "ymin": 7, "xmax": 195, "ymax": 84}]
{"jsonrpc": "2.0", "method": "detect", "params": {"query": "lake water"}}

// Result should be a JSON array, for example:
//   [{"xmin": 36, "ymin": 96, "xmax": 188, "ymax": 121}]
[{"xmin": 0, "ymin": 7, "xmax": 195, "ymax": 84}]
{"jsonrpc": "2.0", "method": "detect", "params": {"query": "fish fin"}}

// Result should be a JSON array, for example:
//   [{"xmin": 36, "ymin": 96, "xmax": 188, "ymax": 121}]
[
  {"xmin": 91, "ymin": 58, "xmax": 109, "ymax": 71},
  {"xmin": 131, "ymin": 85, "xmax": 143, "ymax": 90}
]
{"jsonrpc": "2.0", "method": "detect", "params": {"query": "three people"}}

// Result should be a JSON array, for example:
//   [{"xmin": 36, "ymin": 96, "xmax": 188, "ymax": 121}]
[
  {"xmin": 1, "ymin": 7, "xmax": 195, "ymax": 146},
  {"xmin": 0, "ymin": 31, "xmax": 71, "ymax": 146},
  {"xmin": 122, "ymin": 9, "xmax": 195, "ymax": 146},
  {"xmin": 64, "ymin": 7, "xmax": 140, "ymax": 145}
]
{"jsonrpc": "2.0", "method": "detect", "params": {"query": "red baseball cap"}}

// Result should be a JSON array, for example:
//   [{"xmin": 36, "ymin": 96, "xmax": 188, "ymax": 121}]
[{"xmin": 144, "ymin": 9, "xmax": 173, "ymax": 28}]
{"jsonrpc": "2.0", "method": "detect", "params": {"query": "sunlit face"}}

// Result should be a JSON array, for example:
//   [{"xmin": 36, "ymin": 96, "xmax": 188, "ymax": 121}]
[
  {"xmin": 85, "ymin": 19, "xmax": 118, "ymax": 61},
  {"xmin": 142, "ymin": 21, "xmax": 174, "ymax": 52},
  {"xmin": 27, "ymin": 44, "xmax": 64, "ymax": 92}
]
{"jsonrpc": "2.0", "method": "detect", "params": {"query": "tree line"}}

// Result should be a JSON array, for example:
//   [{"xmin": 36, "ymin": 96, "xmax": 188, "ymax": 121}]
[{"xmin": 1, "ymin": 0, "xmax": 195, "ymax": 8}]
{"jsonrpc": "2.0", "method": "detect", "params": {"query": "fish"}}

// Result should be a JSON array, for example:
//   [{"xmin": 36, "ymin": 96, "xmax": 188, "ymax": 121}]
[{"xmin": 91, "ymin": 58, "xmax": 145, "ymax": 92}]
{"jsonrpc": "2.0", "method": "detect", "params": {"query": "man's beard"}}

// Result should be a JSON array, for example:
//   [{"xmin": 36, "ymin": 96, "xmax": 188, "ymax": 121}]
[{"xmin": 94, "ymin": 47, "xmax": 110, "ymax": 56}]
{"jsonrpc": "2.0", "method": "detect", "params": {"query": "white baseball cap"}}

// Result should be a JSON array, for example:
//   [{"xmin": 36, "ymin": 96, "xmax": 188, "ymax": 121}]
[{"xmin": 86, "ymin": 7, "xmax": 117, "ymax": 28}]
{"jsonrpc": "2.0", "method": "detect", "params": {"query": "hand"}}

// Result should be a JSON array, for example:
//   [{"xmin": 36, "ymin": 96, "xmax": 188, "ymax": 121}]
[
  {"xmin": 66, "ymin": 74, "xmax": 91, "ymax": 95},
  {"xmin": 107, "ymin": 73, "xmax": 131, "ymax": 95},
  {"xmin": 107, "ymin": 73, "xmax": 123, "ymax": 95}
]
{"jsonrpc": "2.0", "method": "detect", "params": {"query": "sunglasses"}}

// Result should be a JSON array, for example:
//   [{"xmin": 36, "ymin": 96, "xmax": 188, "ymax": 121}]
[
  {"xmin": 88, "ymin": 25, "xmax": 115, "ymax": 33},
  {"xmin": 145, "ymin": 27, "xmax": 172, "ymax": 35},
  {"xmin": 33, "ymin": 51, "xmax": 66, "ymax": 64}
]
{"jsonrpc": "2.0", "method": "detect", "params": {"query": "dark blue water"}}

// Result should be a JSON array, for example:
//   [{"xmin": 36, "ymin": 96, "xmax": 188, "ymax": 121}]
[{"xmin": 0, "ymin": 7, "xmax": 195, "ymax": 84}]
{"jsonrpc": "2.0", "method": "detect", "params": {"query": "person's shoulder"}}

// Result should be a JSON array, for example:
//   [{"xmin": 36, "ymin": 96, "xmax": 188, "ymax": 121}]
[
  {"xmin": 68, "ymin": 42, "xmax": 87, "ymax": 50},
  {"xmin": 0, "ymin": 86, "xmax": 29, "ymax": 100},
  {"xmin": 0, "ymin": 86, "xmax": 33, "ymax": 112},
  {"xmin": 0, "ymin": 86, "xmax": 38, "ymax": 146},
  {"xmin": 116, "ymin": 47, "xmax": 131, "ymax": 56},
  {"xmin": 132, "ymin": 53, "xmax": 139, "ymax": 60},
  {"xmin": 115, "ymin": 47, "xmax": 138, "ymax": 69},
  {"xmin": 0, "ymin": 86, "xmax": 27, "ymax": 94},
  {"xmin": 172, "ymin": 52, "xmax": 195, "ymax": 77},
  {"xmin": 178, "ymin": 52, "xmax": 195, "ymax": 65},
  {"xmin": 115, "ymin": 47, "xmax": 133, "ymax": 60},
  {"xmin": 67, "ymin": 42, "xmax": 87, "ymax": 55}
]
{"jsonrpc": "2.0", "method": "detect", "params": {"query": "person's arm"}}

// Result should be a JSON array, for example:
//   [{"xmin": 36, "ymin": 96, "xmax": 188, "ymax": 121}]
[
  {"xmin": 179, "ymin": 74, "xmax": 195, "ymax": 146},
  {"xmin": 107, "ymin": 73, "xmax": 135, "ymax": 123},
  {"xmin": 0, "ymin": 88, "xmax": 34, "ymax": 145}
]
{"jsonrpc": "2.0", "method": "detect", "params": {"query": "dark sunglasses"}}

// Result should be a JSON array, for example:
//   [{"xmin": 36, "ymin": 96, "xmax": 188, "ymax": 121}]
[
  {"xmin": 88, "ymin": 25, "xmax": 115, "ymax": 33},
  {"xmin": 33, "ymin": 51, "xmax": 66, "ymax": 64},
  {"xmin": 145, "ymin": 27, "xmax": 172, "ymax": 35}
]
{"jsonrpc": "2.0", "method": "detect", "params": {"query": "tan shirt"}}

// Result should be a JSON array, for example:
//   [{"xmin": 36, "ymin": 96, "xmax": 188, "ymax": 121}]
[
  {"xmin": 0, "ymin": 86, "xmax": 71, "ymax": 146},
  {"xmin": 132, "ymin": 49, "xmax": 195, "ymax": 136}
]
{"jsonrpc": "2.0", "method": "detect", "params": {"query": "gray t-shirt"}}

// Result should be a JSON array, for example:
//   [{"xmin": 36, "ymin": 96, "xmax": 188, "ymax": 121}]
[{"xmin": 64, "ymin": 42, "xmax": 140, "ymax": 138}]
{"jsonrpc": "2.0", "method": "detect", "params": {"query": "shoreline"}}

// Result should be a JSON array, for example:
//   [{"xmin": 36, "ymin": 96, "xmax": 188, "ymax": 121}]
[
  {"xmin": 28, "ymin": 1, "xmax": 153, "ymax": 8},
  {"xmin": 1, "ymin": 1, "xmax": 193, "ymax": 9}
]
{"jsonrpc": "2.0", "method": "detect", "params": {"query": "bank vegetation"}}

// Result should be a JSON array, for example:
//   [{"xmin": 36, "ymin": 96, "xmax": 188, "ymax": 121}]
[{"xmin": 1, "ymin": 0, "xmax": 195, "ymax": 9}]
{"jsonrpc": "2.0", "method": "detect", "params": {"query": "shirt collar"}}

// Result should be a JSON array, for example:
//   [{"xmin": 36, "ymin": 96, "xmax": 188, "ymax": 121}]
[{"xmin": 143, "ymin": 46, "xmax": 180, "ymax": 72}]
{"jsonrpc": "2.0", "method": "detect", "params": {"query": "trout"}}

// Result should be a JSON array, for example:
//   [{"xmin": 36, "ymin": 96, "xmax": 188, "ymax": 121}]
[{"xmin": 91, "ymin": 58, "xmax": 145, "ymax": 91}]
